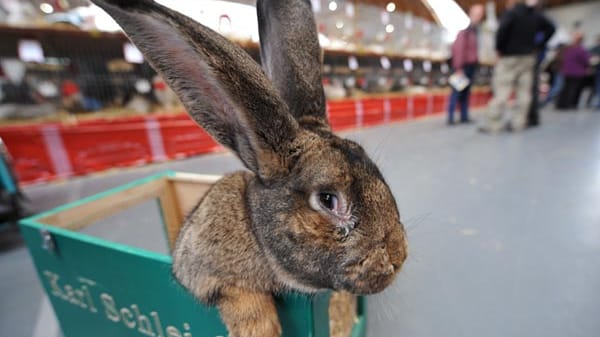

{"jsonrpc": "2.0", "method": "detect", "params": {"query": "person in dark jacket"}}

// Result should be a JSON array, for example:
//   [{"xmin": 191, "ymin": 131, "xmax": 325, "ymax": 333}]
[
  {"xmin": 447, "ymin": 4, "xmax": 485, "ymax": 125},
  {"xmin": 526, "ymin": 0, "xmax": 555, "ymax": 127},
  {"xmin": 480, "ymin": 0, "xmax": 555, "ymax": 133}
]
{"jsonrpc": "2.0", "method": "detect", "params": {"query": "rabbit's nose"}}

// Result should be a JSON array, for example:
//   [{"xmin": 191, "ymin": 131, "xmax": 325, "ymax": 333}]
[
  {"xmin": 372, "ymin": 246, "xmax": 394, "ymax": 273},
  {"xmin": 380, "ymin": 252, "xmax": 396, "ymax": 276},
  {"xmin": 391, "ymin": 259, "xmax": 404, "ymax": 272},
  {"xmin": 386, "ymin": 233, "xmax": 408, "ymax": 269}
]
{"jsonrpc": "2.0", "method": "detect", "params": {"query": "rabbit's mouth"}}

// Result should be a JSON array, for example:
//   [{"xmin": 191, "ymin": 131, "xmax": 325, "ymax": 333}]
[
  {"xmin": 340, "ymin": 247, "xmax": 401, "ymax": 294},
  {"xmin": 342, "ymin": 266, "xmax": 398, "ymax": 295}
]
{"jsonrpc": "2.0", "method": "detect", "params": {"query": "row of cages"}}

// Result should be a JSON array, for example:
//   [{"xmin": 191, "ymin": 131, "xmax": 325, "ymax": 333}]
[
  {"xmin": 0, "ymin": 53, "xmax": 494, "ymax": 120},
  {"xmin": 0, "ymin": 26, "xmax": 494, "ymax": 121}
]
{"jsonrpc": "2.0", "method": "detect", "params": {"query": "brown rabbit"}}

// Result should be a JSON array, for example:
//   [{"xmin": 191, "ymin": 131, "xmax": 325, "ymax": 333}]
[{"xmin": 90, "ymin": 1, "xmax": 408, "ymax": 336}]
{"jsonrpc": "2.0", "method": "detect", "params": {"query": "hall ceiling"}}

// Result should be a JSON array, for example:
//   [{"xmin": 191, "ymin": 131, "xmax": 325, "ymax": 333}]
[
  {"xmin": 358, "ymin": 0, "xmax": 595, "ymax": 21},
  {"xmin": 14, "ymin": 0, "xmax": 595, "ymax": 24}
]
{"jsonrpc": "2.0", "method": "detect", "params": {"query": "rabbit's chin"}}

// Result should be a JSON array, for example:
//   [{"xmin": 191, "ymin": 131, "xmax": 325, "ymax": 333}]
[{"xmin": 339, "ymin": 271, "xmax": 398, "ymax": 295}]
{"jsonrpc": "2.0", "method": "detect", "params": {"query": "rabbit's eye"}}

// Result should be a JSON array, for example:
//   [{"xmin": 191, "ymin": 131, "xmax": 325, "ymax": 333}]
[
  {"xmin": 309, "ymin": 191, "xmax": 344, "ymax": 216},
  {"xmin": 319, "ymin": 193, "xmax": 338, "ymax": 211}
]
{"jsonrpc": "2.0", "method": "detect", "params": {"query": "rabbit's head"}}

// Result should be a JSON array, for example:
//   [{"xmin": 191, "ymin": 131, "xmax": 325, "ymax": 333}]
[
  {"xmin": 247, "ymin": 132, "xmax": 408, "ymax": 294},
  {"xmin": 92, "ymin": 0, "xmax": 407, "ymax": 295}
]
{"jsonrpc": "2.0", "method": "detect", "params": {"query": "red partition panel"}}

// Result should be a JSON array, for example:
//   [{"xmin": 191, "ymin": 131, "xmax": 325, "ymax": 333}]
[
  {"xmin": 328, "ymin": 100, "xmax": 356, "ymax": 131},
  {"xmin": 432, "ymin": 94, "xmax": 448, "ymax": 114},
  {"xmin": 389, "ymin": 96, "xmax": 408, "ymax": 121},
  {"xmin": 474, "ymin": 90, "xmax": 491, "ymax": 107},
  {"xmin": 361, "ymin": 98, "xmax": 385, "ymax": 127},
  {"xmin": 0, "ymin": 127, "xmax": 57, "ymax": 183},
  {"xmin": 158, "ymin": 118, "xmax": 220, "ymax": 159},
  {"xmin": 60, "ymin": 123, "xmax": 153, "ymax": 174},
  {"xmin": 412, "ymin": 94, "xmax": 429, "ymax": 118},
  {"xmin": 382, "ymin": 98, "xmax": 392, "ymax": 123},
  {"xmin": 470, "ymin": 92, "xmax": 481, "ymax": 107}
]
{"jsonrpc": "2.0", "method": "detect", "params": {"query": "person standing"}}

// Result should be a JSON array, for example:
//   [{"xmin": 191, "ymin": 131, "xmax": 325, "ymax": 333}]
[
  {"xmin": 526, "ymin": 0, "xmax": 555, "ymax": 127},
  {"xmin": 541, "ymin": 44, "xmax": 567, "ymax": 107},
  {"xmin": 447, "ymin": 4, "xmax": 485, "ymax": 125},
  {"xmin": 556, "ymin": 32, "xmax": 591, "ymax": 110},
  {"xmin": 480, "ymin": 0, "xmax": 556, "ymax": 133}
]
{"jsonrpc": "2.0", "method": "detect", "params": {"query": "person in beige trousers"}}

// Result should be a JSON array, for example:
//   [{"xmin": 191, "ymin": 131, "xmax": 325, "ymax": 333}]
[{"xmin": 481, "ymin": 0, "xmax": 555, "ymax": 133}]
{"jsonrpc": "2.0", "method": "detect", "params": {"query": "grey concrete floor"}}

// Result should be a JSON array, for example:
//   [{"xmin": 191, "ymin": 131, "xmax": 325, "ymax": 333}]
[{"xmin": 2, "ymin": 108, "xmax": 600, "ymax": 337}]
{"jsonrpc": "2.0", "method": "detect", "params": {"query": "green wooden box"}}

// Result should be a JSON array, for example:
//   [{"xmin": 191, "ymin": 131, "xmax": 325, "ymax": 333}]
[{"xmin": 19, "ymin": 171, "xmax": 366, "ymax": 337}]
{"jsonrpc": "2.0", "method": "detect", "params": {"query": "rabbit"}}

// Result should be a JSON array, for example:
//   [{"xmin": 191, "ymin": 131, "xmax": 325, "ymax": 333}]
[{"xmin": 90, "ymin": 1, "xmax": 408, "ymax": 337}]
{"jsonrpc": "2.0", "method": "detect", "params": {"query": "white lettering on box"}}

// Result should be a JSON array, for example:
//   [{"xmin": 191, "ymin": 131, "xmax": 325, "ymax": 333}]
[
  {"xmin": 42, "ymin": 270, "xmax": 199, "ymax": 337},
  {"xmin": 166, "ymin": 326, "xmax": 182, "ymax": 337},
  {"xmin": 121, "ymin": 308, "xmax": 136, "ymax": 328},
  {"xmin": 131, "ymin": 304, "xmax": 156, "ymax": 336},
  {"xmin": 101, "ymin": 293, "xmax": 121, "ymax": 322}
]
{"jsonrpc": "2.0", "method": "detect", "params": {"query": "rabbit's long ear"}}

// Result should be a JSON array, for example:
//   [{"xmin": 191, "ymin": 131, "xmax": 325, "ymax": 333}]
[
  {"xmin": 91, "ymin": 0, "xmax": 299, "ymax": 180},
  {"xmin": 257, "ymin": 0, "xmax": 329, "ymax": 132}
]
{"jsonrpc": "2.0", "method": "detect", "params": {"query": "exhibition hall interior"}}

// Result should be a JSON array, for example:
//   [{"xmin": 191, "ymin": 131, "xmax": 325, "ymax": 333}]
[{"xmin": 1, "ymin": 0, "xmax": 599, "ymax": 337}]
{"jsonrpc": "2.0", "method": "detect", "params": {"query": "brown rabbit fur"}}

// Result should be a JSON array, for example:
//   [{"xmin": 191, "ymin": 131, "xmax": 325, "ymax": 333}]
[{"xmin": 91, "ymin": 1, "xmax": 408, "ymax": 336}]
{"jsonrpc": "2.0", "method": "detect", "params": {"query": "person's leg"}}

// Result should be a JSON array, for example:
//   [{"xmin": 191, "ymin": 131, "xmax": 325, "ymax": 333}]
[
  {"xmin": 585, "ymin": 75, "xmax": 595, "ymax": 108},
  {"xmin": 557, "ymin": 76, "xmax": 574, "ymax": 110},
  {"xmin": 527, "ymin": 58, "xmax": 541, "ymax": 126},
  {"xmin": 595, "ymin": 70, "xmax": 600, "ymax": 109},
  {"xmin": 572, "ymin": 77, "xmax": 585, "ymax": 109},
  {"xmin": 460, "ymin": 86, "xmax": 472, "ymax": 122},
  {"xmin": 543, "ymin": 73, "xmax": 561, "ymax": 106},
  {"xmin": 460, "ymin": 65, "xmax": 476, "ymax": 122},
  {"xmin": 447, "ymin": 88, "xmax": 458, "ymax": 124},
  {"xmin": 482, "ymin": 58, "xmax": 513, "ymax": 132},
  {"xmin": 512, "ymin": 55, "xmax": 535, "ymax": 131},
  {"xmin": 552, "ymin": 74, "xmax": 565, "ymax": 105}
]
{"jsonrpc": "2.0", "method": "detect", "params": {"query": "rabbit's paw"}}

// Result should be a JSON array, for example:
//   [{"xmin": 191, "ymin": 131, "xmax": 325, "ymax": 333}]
[
  {"xmin": 228, "ymin": 316, "xmax": 281, "ymax": 337},
  {"xmin": 218, "ymin": 287, "xmax": 281, "ymax": 337}
]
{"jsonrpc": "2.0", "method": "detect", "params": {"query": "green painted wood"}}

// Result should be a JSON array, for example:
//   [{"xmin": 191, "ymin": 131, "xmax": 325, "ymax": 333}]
[
  {"xmin": 27, "ymin": 171, "xmax": 176, "ymax": 224},
  {"xmin": 20, "ymin": 221, "xmax": 228, "ymax": 337},
  {"xmin": 350, "ymin": 297, "xmax": 367, "ymax": 337},
  {"xmin": 19, "ymin": 172, "xmax": 367, "ymax": 337}
]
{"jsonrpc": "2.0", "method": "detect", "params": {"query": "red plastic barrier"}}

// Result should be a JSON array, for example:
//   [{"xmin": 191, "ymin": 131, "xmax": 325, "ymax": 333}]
[
  {"xmin": 60, "ymin": 122, "xmax": 153, "ymax": 174},
  {"xmin": 327, "ymin": 100, "xmax": 356, "ymax": 131},
  {"xmin": 470, "ymin": 92, "xmax": 481, "ymax": 107},
  {"xmin": 0, "ymin": 90, "xmax": 491, "ymax": 185},
  {"xmin": 0, "ymin": 127, "xmax": 57, "ymax": 183},
  {"xmin": 412, "ymin": 94, "xmax": 430, "ymax": 118},
  {"xmin": 471, "ymin": 91, "xmax": 492, "ymax": 107},
  {"xmin": 158, "ymin": 119, "xmax": 221, "ymax": 159},
  {"xmin": 361, "ymin": 99, "xmax": 385, "ymax": 127},
  {"xmin": 432, "ymin": 94, "xmax": 448, "ymax": 113},
  {"xmin": 389, "ymin": 96, "xmax": 409, "ymax": 121}
]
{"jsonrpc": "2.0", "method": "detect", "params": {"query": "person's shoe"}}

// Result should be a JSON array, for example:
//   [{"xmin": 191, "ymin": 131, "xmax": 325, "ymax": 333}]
[
  {"xmin": 447, "ymin": 121, "xmax": 455, "ymax": 126},
  {"xmin": 477, "ymin": 125, "xmax": 491, "ymax": 134},
  {"xmin": 460, "ymin": 119, "xmax": 473, "ymax": 124},
  {"xmin": 478, "ymin": 124, "xmax": 504, "ymax": 134}
]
